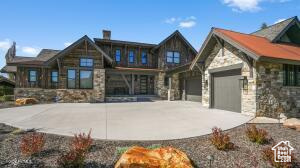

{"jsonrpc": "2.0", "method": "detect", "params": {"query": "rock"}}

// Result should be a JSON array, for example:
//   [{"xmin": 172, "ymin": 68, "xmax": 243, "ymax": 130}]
[
  {"xmin": 115, "ymin": 146, "xmax": 193, "ymax": 168},
  {"xmin": 283, "ymin": 118, "xmax": 300, "ymax": 131},
  {"xmin": 15, "ymin": 98, "xmax": 39, "ymax": 105}
]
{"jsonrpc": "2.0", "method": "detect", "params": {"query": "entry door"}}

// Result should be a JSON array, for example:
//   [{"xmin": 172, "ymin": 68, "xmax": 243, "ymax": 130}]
[
  {"xmin": 140, "ymin": 75, "xmax": 148, "ymax": 94},
  {"xmin": 212, "ymin": 69, "xmax": 241, "ymax": 112}
]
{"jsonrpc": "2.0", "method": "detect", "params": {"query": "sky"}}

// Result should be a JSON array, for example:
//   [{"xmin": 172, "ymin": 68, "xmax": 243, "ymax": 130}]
[{"xmin": 0, "ymin": 0, "xmax": 299, "ymax": 72}]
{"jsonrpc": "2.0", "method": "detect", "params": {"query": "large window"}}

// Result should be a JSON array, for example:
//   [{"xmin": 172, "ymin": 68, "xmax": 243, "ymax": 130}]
[
  {"xmin": 166, "ymin": 51, "xmax": 180, "ymax": 64},
  {"xmin": 141, "ymin": 51, "xmax": 147, "ymax": 64},
  {"xmin": 283, "ymin": 64, "xmax": 300, "ymax": 86},
  {"xmin": 80, "ymin": 58, "xmax": 93, "ymax": 67},
  {"xmin": 129, "ymin": 50, "xmax": 134, "ymax": 63},
  {"xmin": 80, "ymin": 70, "xmax": 93, "ymax": 89},
  {"xmin": 67, "ymin": 69, "xmax": 76, "ymax": 89},
  {"xmin": 115, "ymin": 49, "xmax": 121, "ymax": 62},
  {"xmin": 51, "ymin": 71, "xmax": 58, "ymax": 83},
  {"xmin": 28, "ymin": 70, "xmax": 37, "ymax": 82}
]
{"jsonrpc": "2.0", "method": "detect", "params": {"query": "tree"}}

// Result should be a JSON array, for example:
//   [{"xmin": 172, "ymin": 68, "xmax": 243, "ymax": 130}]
[{"xmin": 261, "ymin": 22, "xmax": 268, "ymax": 29}]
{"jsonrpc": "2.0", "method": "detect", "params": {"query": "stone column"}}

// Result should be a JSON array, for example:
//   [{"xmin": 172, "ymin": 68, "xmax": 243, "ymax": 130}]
[{"xmin": 93, "ymin": 69, "xmax": 105, "ymax": 102}]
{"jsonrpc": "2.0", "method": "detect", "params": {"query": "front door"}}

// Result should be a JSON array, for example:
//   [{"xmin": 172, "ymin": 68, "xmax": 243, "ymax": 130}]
[{"xmin": 140, "ymin": 75, "xmax": 148, "ymax": 94}]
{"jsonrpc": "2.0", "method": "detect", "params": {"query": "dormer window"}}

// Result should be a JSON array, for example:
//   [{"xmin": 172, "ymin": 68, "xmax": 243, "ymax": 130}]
[
  {"xmin": 166, "ymin": 51, "xmax": 180, "ymax": 64},
  {"xmin": 80, "ymin": 58, "xmax": 93, "ymax": 67}
]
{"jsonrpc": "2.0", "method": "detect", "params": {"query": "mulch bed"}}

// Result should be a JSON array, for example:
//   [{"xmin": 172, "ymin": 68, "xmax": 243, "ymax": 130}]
[{"xmin": 0, "ymin": 123, "xmax": 299, "ymax": 168}]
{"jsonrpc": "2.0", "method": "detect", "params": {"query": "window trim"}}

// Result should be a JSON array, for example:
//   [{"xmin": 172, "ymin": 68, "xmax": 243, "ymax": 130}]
[
  {"xmin": 115, "ymin": 49, "xmax": 121, "ymax": 63},
  {"xmin": 67, "ymin": 69, "xmax": 76, "ymax": 89},
  {"xmin": 79, "ymin": 58, "xmax": 94, "ymax": 67},
  {"xmin": 51, "ymin": 71, "xmax": 59, "ymax": 83},
  {"xmin": 128, "ymin": 50, "xmax": 135, "ymax": 64},
  {"xmin": 79, "ymin": 70, "xmax": 93, "ymax": 89},
  {"xmin": 28, "ymin": 70, "xmax": 37, "ymax": 82}
]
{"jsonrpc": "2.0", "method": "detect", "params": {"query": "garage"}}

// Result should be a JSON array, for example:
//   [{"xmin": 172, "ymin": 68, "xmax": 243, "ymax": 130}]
[
  {"xmin": 185, "ymin": 77, "xmax": 202, "ymax": 102},
  {"xmin": 212, "ymin": 68, "xmax": 241, "ymax": 112}
]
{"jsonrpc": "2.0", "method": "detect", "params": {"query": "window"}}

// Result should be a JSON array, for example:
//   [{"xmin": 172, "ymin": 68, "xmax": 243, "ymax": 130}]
[
  {"xmin": 283, "ymin": 64, "xmax": 300, "ymax": 86},
  {"xmin": 51, "ymin": 71, "xmax": 58, "ymax": 83},
  {"xmin": 80, "ymin": 58, "xmax": 93, "ymax": 67},
  {"xmin": 141, "ymin": 51, "xmax": 147, "ymax": 64},
  {"xmin": 67, "ymin": 69, "xmax": 76, "ymax": 89},
  {"xmin": 28, "ymin": 70, "xmax": 37, "ymax": 82},
  {"xmin": 164, "ymin": 77, "xmax": 169, "ymax": 87},
  {"xmin": 115, "ymin": 49, "xmax": 121, "ymax": 62},
  {"xmin": 167, "ymin": 51, "xmax": 173, "ymax": 63},
  {"xmin": 129, "ymin": 50, "xmax": 134, "ymax": 63},
  {"xmin": 173, "ymin": 52, "xmax": 180, "ymax": 64},
  {"xmin": 80, "ymin": 70, "xmax": 93, "ymax": 89}
]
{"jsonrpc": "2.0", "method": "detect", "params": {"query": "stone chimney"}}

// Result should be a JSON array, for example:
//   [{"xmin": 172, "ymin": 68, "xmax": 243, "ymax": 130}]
[{"xmin": 102, "ymin": 30, "xmax": 111, "ymax": 40}]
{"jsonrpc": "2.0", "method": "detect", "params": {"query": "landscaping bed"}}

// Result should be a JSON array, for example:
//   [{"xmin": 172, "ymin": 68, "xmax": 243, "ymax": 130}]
[{"xmin": 0, "ymin": 123, "xmax": 299, "ymax": 167}]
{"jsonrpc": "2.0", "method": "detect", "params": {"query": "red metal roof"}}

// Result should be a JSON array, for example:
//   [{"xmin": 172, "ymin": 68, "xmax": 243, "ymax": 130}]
[{"xmin": 214, "ymin": 28, "xmax": 300, "ymax": 61}]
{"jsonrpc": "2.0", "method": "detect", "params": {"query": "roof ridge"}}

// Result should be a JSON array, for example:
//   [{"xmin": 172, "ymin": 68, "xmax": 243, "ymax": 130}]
[
  {"xmin": 214, "ymin": 27, "xmax": 269, "ymax": 40},
  {"xmin": 94, "ymin": 38, "xmax": 157, "ymax": 46}
]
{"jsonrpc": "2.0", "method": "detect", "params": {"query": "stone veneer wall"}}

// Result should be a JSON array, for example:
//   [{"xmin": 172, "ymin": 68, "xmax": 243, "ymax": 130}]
[
  {"xmin": 14, "ymin": 69, "xmax": 106, "ymax": 103},
  {"xmin": 256, "ymin": 62, "xmax": 300, "ymax": 118},
  {"xmin": 14, "ymin": 88, "xmax": 57, "ymax": 102},
  {"xmin": 202, "ymin": 42, "xmax": 256, "ymax": 116},
  {"xmin": 155, "ymin": 72, "xmax": 168, "ymax": 99}
]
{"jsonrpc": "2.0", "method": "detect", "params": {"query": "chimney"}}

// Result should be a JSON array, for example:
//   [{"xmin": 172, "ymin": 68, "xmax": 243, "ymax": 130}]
[{"xmin": 102, "ymin": 30, "xmax": 111, "ymax": 40}]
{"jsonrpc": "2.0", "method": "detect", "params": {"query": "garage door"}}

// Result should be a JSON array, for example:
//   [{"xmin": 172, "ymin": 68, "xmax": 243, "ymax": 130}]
[
  {"xmin": 186, "ymin": 77, "xmax": 202, "ymax": 102},
  {"xmin": 212, "ymin": 69, "xmax": 241, "ymax": 112}
]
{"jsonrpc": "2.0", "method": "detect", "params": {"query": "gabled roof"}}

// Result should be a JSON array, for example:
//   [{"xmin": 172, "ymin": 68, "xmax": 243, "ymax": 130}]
[
  {"xmin": 46, "ymin": 35, "xmax": 113, "ymax": 65},
  {"xmin": 152, "ymin": 30, "xmax": 197, "ymax": 54},
  {"xmin": 251, "ymin": 16, "xmax": 299, "ymax": 42},
  {"xmin": 0, "ymin": 66, "xmax": 17, "ymax": 73},
  {"xmin": 94, "ymin": 38, "xmax": 157, "ymax": 48},
  {"xmin": 36, "ymin": 49, "xmax": 60, "ymax": 61},
  {"xmin": 0, "ymin": 75, "xmax": 15, "ymax": 86},
  {"xmin": 190, "ymin": 25, "xmax": 300, "ymax": 69}
]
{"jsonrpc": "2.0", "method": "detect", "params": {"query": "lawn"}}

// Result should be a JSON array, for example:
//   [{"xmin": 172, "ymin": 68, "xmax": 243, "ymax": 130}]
[{"xmin": 0, "ymin": 123, "xmax": 299, "ymax": 167}]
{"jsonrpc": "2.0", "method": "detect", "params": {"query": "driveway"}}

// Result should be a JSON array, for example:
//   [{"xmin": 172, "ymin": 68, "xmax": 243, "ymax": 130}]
[{"xmin": 0, "ymin": 101, "xmax": 252, "ymax": 140}]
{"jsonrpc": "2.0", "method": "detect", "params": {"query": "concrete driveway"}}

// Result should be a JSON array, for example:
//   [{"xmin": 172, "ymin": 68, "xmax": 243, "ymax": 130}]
[{"xmin": 0, "ymin": 101, "xmax": 252, "ymax": 140}]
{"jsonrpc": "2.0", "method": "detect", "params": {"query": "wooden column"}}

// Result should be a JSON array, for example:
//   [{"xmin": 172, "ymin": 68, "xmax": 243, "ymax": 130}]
[{"xmin": 131, "ymin": 74, "xmax": 135, "ymax": 95}]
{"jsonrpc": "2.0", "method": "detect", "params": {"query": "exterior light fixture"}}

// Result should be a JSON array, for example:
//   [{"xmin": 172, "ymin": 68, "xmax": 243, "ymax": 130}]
[{"xmin": 239, "ymin": 76, "xmax": 248, "ymax": 90}]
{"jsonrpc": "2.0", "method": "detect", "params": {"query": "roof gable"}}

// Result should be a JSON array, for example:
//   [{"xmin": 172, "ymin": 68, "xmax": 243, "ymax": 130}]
[
  {"xmin": 153, "ymin": 30, "xmax": 197, "ymax": 54},
  {"xmin": 252, "ymin": 16, "xmax": 299, "ymax": 43},
  {"xmin": 45, "ymin": 35, "xmax": 113, "ymax": 65}
]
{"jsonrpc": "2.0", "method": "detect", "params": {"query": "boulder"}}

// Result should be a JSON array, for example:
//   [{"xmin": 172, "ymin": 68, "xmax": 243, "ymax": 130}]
[
  {"xmin": 15, "ymin": 98, "xmax": 39, "ymax": 105},
  {"xmin": 283, "ymin": 118, "xmax": 300, "ymax": 131},
  {"xmin": 115, "ymin": 146, "xmax": 193, "ymax": 168}
]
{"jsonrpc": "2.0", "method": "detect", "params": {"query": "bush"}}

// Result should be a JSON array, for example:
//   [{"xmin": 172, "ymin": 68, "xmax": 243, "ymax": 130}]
[
  {"xmin": 20, "ymin": 133, "xmax": 45, "ymax": 157},
  {"xmin": 246, "ymin": 125, "xmax": 269, "ymax": 144},
  {"xmin": 262, "ymin": 146, "xmax": 297, "ymax": 168},
  {"xmin": 2, "ymin": 95, "xmax": 14, "ymax": 101},
  {"xmin": 57, "ymin": 130, "xmax": 92, "ymax": 168},
  {"xmin": 210, "ymin": 127, "xmax": 234, "ymax": 151}
]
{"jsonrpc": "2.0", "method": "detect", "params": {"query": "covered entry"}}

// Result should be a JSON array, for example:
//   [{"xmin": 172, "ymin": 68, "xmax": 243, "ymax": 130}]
[{"xmin": 211, "ymin": 66, "xmax": 242, "ymax": 113}]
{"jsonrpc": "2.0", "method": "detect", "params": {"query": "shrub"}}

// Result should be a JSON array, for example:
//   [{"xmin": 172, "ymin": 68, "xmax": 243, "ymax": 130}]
[
  {"xmin": 262, "ymin": 146, "xmax": 297, "ymax": 168},
  {"xmin": 3, "ymin": 95, "xmax": 14, "ymax": 101},
  {"xmin": 20, "ymin": 133, "xmax": 45, "ymax": 157},
  {"xmin": 245, "ymin": 125, "xmax": 269, "ymax": 144},
  {"xmin": 57, "ymin": 130, "xmax": 92, "ymax": 168},
  {"xmin": 210, "ymin": 127, "xmax": 234, "ymax": 151}
]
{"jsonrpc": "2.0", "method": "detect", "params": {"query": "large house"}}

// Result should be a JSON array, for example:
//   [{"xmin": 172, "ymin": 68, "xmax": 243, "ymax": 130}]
[
  {"xmin": 190, "ymin": 16, "xmax": 300, "ymax": 118},
  {"xmin": 2, "ymin": 30, "xmax": 200, "ymax": 103}
]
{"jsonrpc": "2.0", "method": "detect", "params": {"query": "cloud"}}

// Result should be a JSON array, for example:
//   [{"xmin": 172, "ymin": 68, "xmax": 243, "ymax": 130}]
[
  {"xmin": 179, "ymin": 20, "xmax": 197, "ymax": 28},
  {"xmin": 222, "ymin": 0, "xmax": 292, "ymax": 12},
  {"xmin": 165, "ymin": 16, "xmax": 197, "ymax": 28},
  {"xmin": 274, "ymin": 18, "xmax": 286, "ymax": 24},
  {"xmin": 64, "ymin": 42, "xmax": 72, "ymax": 47},
  {"xmin": 0, "ymin": 39, "xmax": 12, "ymax": 51},
  {"xmin": 21, "ymin": 46, "xmax": 40, "ymax": 55}
]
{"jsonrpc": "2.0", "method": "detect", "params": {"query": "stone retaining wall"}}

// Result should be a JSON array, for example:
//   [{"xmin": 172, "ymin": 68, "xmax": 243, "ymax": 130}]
[{"xmin": 14, "ymin": 88, "xmax": 57, "ymax": 102}]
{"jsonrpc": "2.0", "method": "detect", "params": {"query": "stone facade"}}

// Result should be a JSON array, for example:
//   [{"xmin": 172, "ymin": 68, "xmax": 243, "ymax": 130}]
[
  {"xmin": 14, "ymin": 69, "xmax": 106, "ymax": 103},
  {"xmin": 256, "ymin": 62, "xmax": 300, "ymax": 118},
  {"xmin": 155, "ymin": 72, "xmax": 168, "ymax": 99},
  {"xmin": 202, "ymin": 42, "xmax": 256, "ymax": 116},
  {"xmin": 14, "ymin": 88, "xmax": 57, "ymax": 102}
]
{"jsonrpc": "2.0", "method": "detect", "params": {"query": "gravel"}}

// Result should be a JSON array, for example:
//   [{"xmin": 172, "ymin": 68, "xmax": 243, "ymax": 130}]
[{"xmin": 0, "ymin": 123, "xmax": 299, "ymax": 168}]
